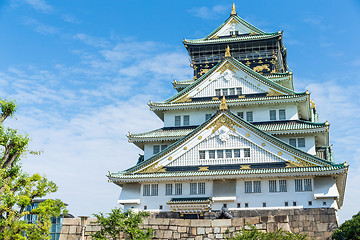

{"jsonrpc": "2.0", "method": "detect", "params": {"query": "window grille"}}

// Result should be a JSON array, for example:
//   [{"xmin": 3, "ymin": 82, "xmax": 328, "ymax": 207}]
[
  {"xmin": 222, "ymin": 89, "xmax": 228, "ymax": 96},
  {"xmin": 295, "ymin": 179, "xmax": 303, "ymax": 192},
  {"xmin": 143, "ymin": 185, "xmax": 150, "ymax": 196},
  {"xmin": 183, "ymin": 115, "xmax": 190, "ymax": 126},
  {"xmin": 269, "ymin": 180, "xmax": 277, "ymax": 192},
  {"xmin": 244, "ymin": 148, "xmax": 250, "ymax": 158},
  {"xmin": 253, "ymin": 181, "xmax": 261, "ymax": 193},
  {"xmin": 298, "ymin": 138, "xmax": 305, "ymax": 148},
  {"xmin": 205, "ymin": 114, "xmax": 212, "ymax": 121},
  {"xmin": 279, "ymin": 109, "xmax": 286, "ymax": 120},
  {"xmin": 225, "ymin": 149, "xmax": 232, "ymax": 158},
  {"xmin": 234, "ymin": 149, "xmax": 241, "ymax": 158},
  {"xmin": 165, "ymin": 184, "xmax": 173, "ymax": 195},
  {"xmin": 229, "ymin": 88, "xmax": 235, "ymax": 95},
  {"xmin": 175, "ymin": 183, "xmax": 182, "ymax": 195},
  {"xmin": 161, "ymin": 145, "xmax": 167, "ymax": 151},
  {"xmin": 151, "ymin": 184, "xmax": 158, "ymax": 196},
  {"xmin": 304, "ymin": 179, "xmax": 312, "ymax": 191},
  {"xmin": 217, "ymin": 150, "xmax": 224, "ymax": 158},
  {"xmin": 153, "ymin": 145, "xmax": 160, "ymax": 154},
  {"xmin": 270, "ymin": 110, "xmax": 276, "ymax": 120},
  {"xmin": 245, "ymin": 181, "xmax": 252, "ymax": 193},
  {"xmin": 289, "ymin": 139, "xmax": 297, "ymax": 147},
  {"xmin": 246, "ymin": 111, "xmax": 253, "ymax": 122},
  {"xmin": 209, "ymin": 150, "xmax": 215, "ymax": 159},
  {"xmin": 199, "ymin": 151, "xmax": 205, "ymax": 159},
  {"xmin": 175, "ymin": 116, "xmax": 181, "ymax": 126},
  {"xmin": 190, "ymin": 183, "xmax": 197, "ymax": 195},
  {"xmin": 215, "ymin": 89, "xmax": 221, "ymax": 96},
  {"xmin": 236, "ymin": 87, "xmax": 242, "ymax": 95},
  {"xmin": 279, "ymin": 180, "xmax": 287, "ymax": 192},
  {"xmin": 237, "ymin": 112, "xmax": 244, "ymax": 119},
  {"xmin": 198, "ymin": 183, "xmax": 205, "ymax": 194}
]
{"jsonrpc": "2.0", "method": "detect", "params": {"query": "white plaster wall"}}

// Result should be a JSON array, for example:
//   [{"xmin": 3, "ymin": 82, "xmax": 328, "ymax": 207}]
[
  {"xmin": 143, "ymin": 141, "xmax": 174, "ymax": 160},
  {"xmin": 163, "ymin": 103, "xmax": 298, "ymax": 127},
  {"xmin": 277, "ymin": 135, "xmax": 316, "ymax": 155},
  {"xmin": 121, "ymin": 178, "xmax": 337, "ymax": 212}
]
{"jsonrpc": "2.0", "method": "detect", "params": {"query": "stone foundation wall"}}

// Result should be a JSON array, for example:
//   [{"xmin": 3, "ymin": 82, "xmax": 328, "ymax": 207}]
[{"xmin": 59, "ymin": 208, "xmax": 338, "ymax": 240}]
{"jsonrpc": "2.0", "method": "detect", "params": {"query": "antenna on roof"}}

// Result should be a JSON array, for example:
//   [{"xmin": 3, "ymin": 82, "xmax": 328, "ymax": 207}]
[{"xmin": 231, "ymin": 2, "xmax": 237, "ymax": 16}]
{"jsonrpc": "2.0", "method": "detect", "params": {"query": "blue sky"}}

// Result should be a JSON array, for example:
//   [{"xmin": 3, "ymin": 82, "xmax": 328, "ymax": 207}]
[{"xmin": 1, "ymin": 0, "xmax": 360, "ymax": 223}]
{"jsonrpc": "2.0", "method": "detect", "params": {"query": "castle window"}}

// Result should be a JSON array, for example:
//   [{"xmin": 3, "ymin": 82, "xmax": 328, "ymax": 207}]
[
  {"xmin": 298, "ymin": 138, "xmax": 305, "ymax": 148},
  {"xmin": 289, "ymin": 138, "xmax": 297, "ymax": 147},
  {"xmin": 295, "ymin": 179, "xmax": 312, "ymax": 192},
  {"xmin": 323, "ymin": 201, "xmax": 327, "ymax": 206},
  {"xmin": 289, "ymin": 138, "xmax": 305, "ymax": 148},
  {"xmin": 236, "ymin": 87, "xmax": 242, "ymax": 95},
  {"xmin": 143, "ymin": 184, "xmax": 158, "ymax": 196},
  {"xmin": 237, "ymin": 112, "xmax": 244, "ymax": 119},
  {"xmin": 175, "ymin": 183, "xmax": 182, "ymax": 195},
  {"xmin": 285, "ymin": 202, "xmax": 289, "ymax": 207},
  {"xmin": 161, "ymin": 145, "xmax": 167, "ymax": 151},
  {"xmin": 244, "ymin": 148, "xmax": 251, "ymax": 158},
  {"xmin": 279, "ymin": 109, "xmax": 286, "ymax": 120},
  {"xmin": 308, "ymin": 201, "xmax": 312, "ymax": 206},
  {"xmin": 175, "ymin": 116, "xmax": 181, "ymax": 126},
  {"xmin": 183, "ymin": 115, "xmax": 190, "ymax": 126},
  {"xmin": 217, "ymin": 150, "xmax": 224, "ymax": 158},
  {"xmin": 269, "ymin": 180, "xmax": 287, "ymax": 192},
  {"xmin": 151, "ymin": 184, "xmax": 158, "ymax": 196},
  {"xmin": 205, "ymin": 114, "xmax": 212, "ymax": 121},
  {"xmin": 270, "ymin": 110, "xmax": 276, "ymax": 121},
  {"xmin": 144, "ymin": 206, "xmax": 147, "ymax": 210},
  {"xmin": 225, "ymin": 149, "xmax": 232, "ymax": 158},
  {"xmin": 190, "ymin": 182, "xmax": 206, "ymax": 195},
  {"xmin": 263, "ymin": 202, "xmax": 267, "ymax": 207},
  {"xmin": 229, "ymin": 88, "xmax": 235, "ymax": 95},
  {"xmin": 209, "ymin": 150, "xmax": 215, "ymax": 159},
  {"xmin": 269, "ymin": 180, "xmax": 277, "ymax": 192},
  {"xmin": 237, "ymin": 203, "xmax": 241, "ymax": 208},
  {"xmin": 293, "ymin": 201, "xmax": 297, "ymax": 206},
  {"xmin": 245, "ymin": 203, "xmax": 249, "ymax": 208},
  {"xmin": 153, "ymin": 145, "xmax": 160, "ymax": 154},
  {"xmin": 159, "ymin": 205, "xmax": 163, "ymax": 210},
  {"xmin": 223, "ymin": 203, "xmax": 227, "ymax": 208},
  {"xmin": 215, "ymin": 89, "xmax": 221, "ymax": 96},
  {"xmin": 245, "ymin": 180, "xmax": 261, "ymax": 193},
  {"xmin": 246, "ymin": 111, "xmax": 253, "ymax": 122},
  {"xmin": 166, "ymin": 184, "xmax": 173, "ymax": 195},
  {"xmin": 234, "ymin": 149, "xmax": 241, "ymax": 157},
  {"xmin": 199, "ymin": 151, "xmax": 205, "ymax": 159},
  {"xmin": 222, "ymin": 89, "xmax": 228, "ymax": 96},
  {"xmin": 279, "ymin": 180, "xmax": 287, "ymax": 192}
]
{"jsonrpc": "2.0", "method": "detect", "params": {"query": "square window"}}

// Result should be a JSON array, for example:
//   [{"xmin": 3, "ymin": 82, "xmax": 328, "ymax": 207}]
[
  {"xmin": 199, "ymin": 151, "xmax": 205, "ymax": 159},
  {"xmin": 223, "ymin": 203, "xmax": 227, "ymax": 208},
  {"xmin": 143, "ymin": 184, "xmax": 150, "ymax": 196},
  {"xmin": 209, "ymin": 150, "xmax": 215, "ymax": 159},
  {"xmin": 222, "ymin": 89, "xmax": 228, "ymax": 96},
  {"xmin": 295, "ymin": 179, "xmax": 303, "ymax": 192},
  {"xmin": 217, "ymin": 150, "xmax": 224, "ymax": 158},
  {"xmin": 205, "ymin": 114, "xmax": 212, "ymax": 121},
  {"xmin": 323, "ymin": 201, "xmax": 327, "ymax": 206},
  {"xmin": 270, "ymin": 110, "xmax": 276, "ymax": 121},
  {"xmin": 161, "ymin": 145, "xmax": 167, "ymax": 151},
  {"xmin": 279, "ymin": 180, "xmax": 287, "ymax": 192},
  {"xmin": 198, "ymin": 182, "xmax": 206, "ymax": 194},
  {"xmin": 190, "ymin": 183, "xmax": 197, "ymax": 195},
  {"xmin": 246, "ymin": 111, "xmax": 253, "ymax": 122},
  {"xmin": 293, "ymin": 201, "xmax": 297, "ymax": 206},
  {"xmin": 165, "ymin": 184, "xmax": 173, "ymax": 195},
  {"xmin": 263, "ymin": 202, "xmax": 267, "ymax": 207},
  {"xmin": 159, "ymin": 205, "xmax": 163, "ymax": 210},
  {"xmin": 245, "ymin": 203, "xmax": 249, "ymax": 208},
  {"xmin": 237, "ymin": 203, "xmax": 241, "ymax": 208},
  {"xmin": 244, "ymin": 148, "xmax": 251, "ymax": 158},
  {"xmin": 229, "ymin": 88, "xmax": 235, "ymax": 95},
  {"xmin": 253, "ymin": 181, "xmax": 261, "ymax": 193},
  {"xmin": 298, "ymin": 138, "xmax": 305, "ymax": 148},
  {"xmin": 153, "ymin": 145, "xmax": 160, "ymax": 154},
  {"xmin": 175, "ymin": 116, "xmax": 181, "ymax": 126},
  {"xmin": 308, "ymin": 201, "xmax": 312, "ymax": 206},
  {"xmin": 304, "ymin": 179, "xmax": 312, "ymax": 191},
  {"xmin": 237, "ymin": 112, "xmax": 244, "ymax": 119},
  {"xmin": 175, "ymin": 183, "xmax": 182, "ymax": 195},
  {"xmin": 269, "ymin": 180, "xmax": 277, "ymax": 192},
  {"xmin": 245, "ymin": 181, "xmax": 252, "ymax": 193},
  {"xmin": 285, "ymin": 202, "xmax": 289, "ymax": 207},
  {"xmin": 279, "ymin": 109, "xmax": 286, "ymax": 120},
  {"xmin": 236, "ymin": 87, "xmax": 242, "ymax": 95},
  {"xmin": 144, "ymin": 205, "xmax": 147, "ymax": 210},
  {"xmin": 183, "ymin": 115, "xmax": 190, "ymax": 126},
  {"xmin": 234, "ymin": 149, "xmax": 241, "ymax": 158},
  {"xmin": 289, "ymin": 139, "xmax": 297, "ymax": 147},
  {"xmin": 215, "ymin": 89, "xmax": 221, "ymax": 96},
  {"xmin": 151, "ymin": 184, "xmax": 158, "ymax": 196},
  {"xmin": 225, "ymin": 149, "xmax": 232, "ymax": 158}
]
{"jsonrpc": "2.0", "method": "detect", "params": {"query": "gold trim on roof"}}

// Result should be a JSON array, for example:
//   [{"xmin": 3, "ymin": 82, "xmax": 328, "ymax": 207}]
[
  {"xmin": 206, "ymin": 115, "xmax": 239, "ymax": 134},
  {"xmin": 217, "ymin": 61, "xmax": 239, "ymax": 75},
  {"xmin": 231, "ymin": 2, "xmax": 236, "ymax": 15},
  {"xmin": 219, "ymin": 95, "xmax": 228, "ymax": 110},
  {"xmin": 266, "ymin": 89, "xmax": 284, "ymax": 97},
  {"xmin": 225, "ymin": 45, "xmax": 231, "ymax": 57}
]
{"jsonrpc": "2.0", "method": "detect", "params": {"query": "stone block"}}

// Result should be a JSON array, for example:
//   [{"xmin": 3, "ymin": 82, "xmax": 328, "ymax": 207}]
[
  {"xmin": 244, "ymin": 216, "xmax": 260, "ymax": 225},
  {"xmin": 169, "ymin": 225, "xmax": 177, "ymax": 231},
  {"xmin": 163, "ymin": 230, "xmax": 173, "ymax": 238},
  {"xmin": 190, "ymin": 227, "xmax": 197, "ymax": 235},
  {"xmin": 231, "ymin": 218, "xmax": 244, "ymax": 226},
  {"xmin": 63, "ymin": 218, "xmax": 80, "ymax": 226},
  {"xmin": 150, "ymin": 218, "xmax": 171, "ymax": 225},
  {"xmin": 214, "ymin": 227, "xmax": 220, "ymax": 233},
  {"xmin": 195, "ymin": 236, "xmax": 203, "ymax": 240},
  {"xmin": 190, "ymin": 219, "xmax": 210, "ymax": 227},
  {"xmin": 159, "ymin": 225, "xmax": 168, "ymax": 230},
  {"xmin": 205, "ymin": 227, "xmax": 212, "ymax": 233},
  {"xmin": 173, "ymin": 232, "xmax": 181, "ymax": 239},
  {"xmin": 212, "ymin": 219, "xmax": 232, "ymax": 227},
  {"xmin": 278, "ymin": 223, "xmax": 291, "ymax": 232},
  {"xmin": 260, "ymin": 216, "xmax": 268, "ymax": 223},
  {"xmin": 154, "ymin": 230, "xmax": 164, "ymax": 239},
  {"xmin": 171, "ymin": 219, "xmax": 190, "ymax": 226},
  {"xmin": 215, "ymin": 233, "xmax": 223, "ymax": 239},
  {"xmin": 255, "ymin": 223, "xmax": 266, "ymax": 230},
  {"xmin": 178, "ymin": 226, "xmax": 188, "ymax": 232},
  {"xmin": 220, "ymin": 227, "xmax": 228, "ymax": 233},
  {"xmin": 274, "ymin": 215, "xmax": 289, "ymax": 223},
  {"xmin": 69, "ymin": 226, "xmax": 77, "ymax": 234},
  {"xmin": 317, "ymin": 223, "xmax": 329, "ymax": 232},
  {"xmin": 197, "ymin": 227, "xmax": 205, "ymax": 235}
]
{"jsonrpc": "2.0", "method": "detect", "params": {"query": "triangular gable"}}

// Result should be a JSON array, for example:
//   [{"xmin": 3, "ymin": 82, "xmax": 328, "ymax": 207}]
[
  {"xmin": 166, "ymin": 58, "xmax": 299, "ymax": 104},
  {"xmin": 205, "ymin": 15, "xmax": 267, "ymax": 40},
  {"xmin": 127, "ymin": 110, "xmax": 336, "ymax": 174}
]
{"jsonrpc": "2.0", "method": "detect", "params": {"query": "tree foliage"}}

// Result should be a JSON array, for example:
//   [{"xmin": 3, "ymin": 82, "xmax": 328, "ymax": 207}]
[
  {"xmin": 227, "ymin": 225, "xmax": 308, "ymax": 240},
  {"xmin": 0, "ymin": 99, "xmax": 67, "ymax": 240},
  {"xmin": 91, "ymin": 208, "xmax": 153, "ymax": 240},
  {"xmin": 332, "ymin": 211, "xmax": 360, "ymax": 240}
]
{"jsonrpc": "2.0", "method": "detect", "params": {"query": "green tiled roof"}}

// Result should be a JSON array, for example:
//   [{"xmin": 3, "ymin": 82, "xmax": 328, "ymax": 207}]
[
  {"xmin": 118, "ymin": 111, "xmax": 341, "ymax": 175},
  {"xmin": 128, "ymin": 120, "xmax": 327, "ymax": 142},
  {"xmin": 184, "ymin": 33, "xmax": 280, "ymax": 45},
  {"xmin": 168, "ymin": 197, "xmax": 212, "ymax": 204},
  {"xmin": 110, "ymin": 165, "xmax": 347, "ymax": 180}
]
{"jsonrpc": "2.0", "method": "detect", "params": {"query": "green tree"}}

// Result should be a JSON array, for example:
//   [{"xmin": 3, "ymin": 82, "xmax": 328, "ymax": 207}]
[
  {"xmin": 91, "ymin": 208, "xmax": 153, "ymax": 240},
  {"xmin": 227, "ymin": 225, "xmax": 308, "ymax": 240},
  {"xmin": 332, "ymin": 211, "xmax": 360, "ymax": 240},
  {"xmin": 0, "ymin": 99, "xmax": 67, "ymax": 240}
]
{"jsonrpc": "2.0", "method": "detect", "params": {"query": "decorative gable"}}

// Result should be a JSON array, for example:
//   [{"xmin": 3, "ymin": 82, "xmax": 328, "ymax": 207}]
[{"xmin": 133, "ymin": 111, "xmax": 329, "ymax": 174}]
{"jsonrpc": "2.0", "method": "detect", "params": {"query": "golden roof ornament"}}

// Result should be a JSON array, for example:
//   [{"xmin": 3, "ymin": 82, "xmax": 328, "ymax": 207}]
[
  {"xmin": 231, "ymin": 2, "xmax": 236, "ymax": 15},
  {"xmin": 219, "ymin": 95, "xmax": 228, "ymax": 110},
  {"xmin": 225, "ymin": 45, "xmax": 231, "ymax": 58}
]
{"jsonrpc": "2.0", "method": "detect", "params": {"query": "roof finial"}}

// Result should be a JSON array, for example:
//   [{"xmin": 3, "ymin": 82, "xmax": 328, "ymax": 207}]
[
  {"xmin": 219, "ymin": 95, "xmax": 228, "ymax": 110},
  {"xmin": 225, "ymin": 45, "xmax": 231, "ymax": 58},
  {"xmin": 231, "ymin": 2, "xmax": 236, "ymax": 15}
]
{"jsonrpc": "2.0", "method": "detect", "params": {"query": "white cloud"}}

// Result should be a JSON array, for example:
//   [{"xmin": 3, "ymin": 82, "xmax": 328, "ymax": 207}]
[
  {"xmin": 188, "ymin": 5, "xmax": 227, "ymax": 19},
  {"xmin": 23, "ymin": 17, "xmax": 59, "ymax": 35},
  {"xmin": 74, "ymin": 33, "xmax": 111, "ymax": 48},
  {"xmin": 22, "ymin": 0, "xmax": 52, "ymax": 13}
]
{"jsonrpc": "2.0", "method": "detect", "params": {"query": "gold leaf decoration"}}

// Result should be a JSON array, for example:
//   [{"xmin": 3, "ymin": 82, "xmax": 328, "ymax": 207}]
[
  {"xmin": 240, "ymin": 165, "xmax": 251, "ymax": 170},
  {"xmin": 293, "ymin": 156, "xmax": 317, "ymax": 167},
  {"xmin": 198, "ymin": 166, "xmax": 209, "ymax": 171},
  {"xmin": 253, "ymin": 64, "xmax": 270, "ymax": 72},
  {"xmin": 175, "ymin": 93, "xmax": 192, "ymax": 103},
  {"xmin": 217, "ymin": 62, "xmax": 239, "ymax": 75},
  {"xmin": 206, "ymin": 115, "xmax": 239, "ymax": 134},
  {"xmin": 266, "ymin": 89, "xmax": 284, "ymax": 97},
  {"xmin": 139, "ymin": 164, "xmax": 166, "ymax": 173}
]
